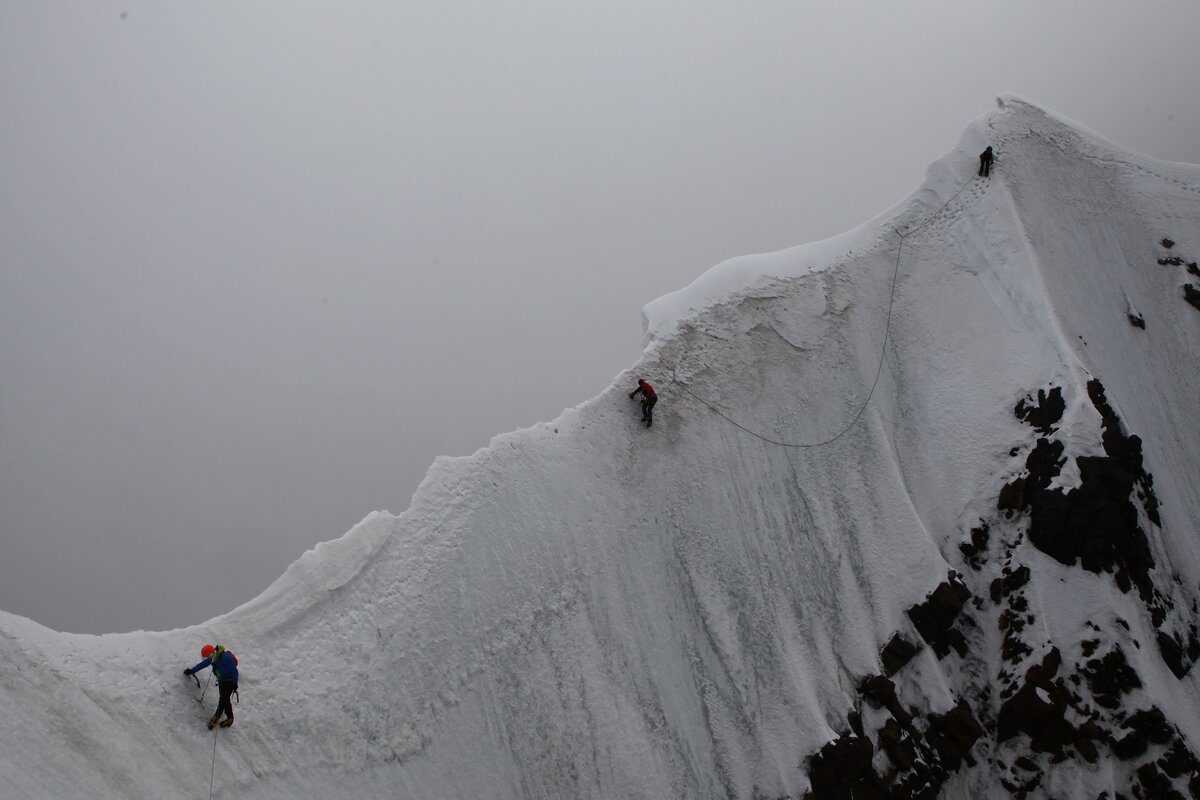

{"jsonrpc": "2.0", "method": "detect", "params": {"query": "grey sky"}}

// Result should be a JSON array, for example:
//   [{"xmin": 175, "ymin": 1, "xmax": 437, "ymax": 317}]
[{"xmin": 3, "ymin": 2, "xmax": 1199, "ymax": 634}]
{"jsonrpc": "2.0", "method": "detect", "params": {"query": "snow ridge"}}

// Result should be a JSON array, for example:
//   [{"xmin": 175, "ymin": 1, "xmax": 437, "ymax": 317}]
[{"xmin": 2, "ymin": 96, "xmax": 1199, "ymax": 799}]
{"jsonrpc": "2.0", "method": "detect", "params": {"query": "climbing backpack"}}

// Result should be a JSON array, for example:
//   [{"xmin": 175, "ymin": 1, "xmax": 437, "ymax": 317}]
[{"xmin": 212, "ymin": 644, "xmax": 238, "ymax": 666}]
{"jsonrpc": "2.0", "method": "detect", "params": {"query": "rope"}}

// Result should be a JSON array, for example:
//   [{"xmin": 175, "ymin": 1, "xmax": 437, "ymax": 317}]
[
  {"xmin": 208, "ymin": 725, "xmax": 218, "ymax": 800},
  {"xmin": 198, "ymin": 672, "xmax": 211, "ymax": 704},
  {"xmin": 669, "ymin": 172, "xmax": 979, "ymax": 449}
]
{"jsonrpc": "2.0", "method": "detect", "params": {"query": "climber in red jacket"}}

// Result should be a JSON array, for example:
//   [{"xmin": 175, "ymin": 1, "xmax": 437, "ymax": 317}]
[{"xmin": 629, "ymin": 378, "xmax": 657, "ymax": 428}]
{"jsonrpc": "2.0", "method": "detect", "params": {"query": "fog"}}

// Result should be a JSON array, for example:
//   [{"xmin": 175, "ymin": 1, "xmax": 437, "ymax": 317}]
[{"xmin": 3, "ymin": 1, "xmax": 1198, "ymax": 633}]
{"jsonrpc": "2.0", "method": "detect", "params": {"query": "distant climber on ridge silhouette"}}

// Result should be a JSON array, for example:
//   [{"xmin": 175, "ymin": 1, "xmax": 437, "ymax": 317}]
[
  {"xmin": 629, "ymin": 378, "xmax": 657, "ymax": 428},
  {"xmin": 184, "ymin": 643, "xmax": 239, "ymax": 729},
  {"xmin": 978, "ymin": 146, "xmax": 994, "ymax": 177}
]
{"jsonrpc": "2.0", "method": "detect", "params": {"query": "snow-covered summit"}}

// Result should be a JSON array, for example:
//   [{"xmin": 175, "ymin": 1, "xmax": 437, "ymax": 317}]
[{"xmin": 3, "ymin": 97, "xmax": 1199, "ymax": 799}]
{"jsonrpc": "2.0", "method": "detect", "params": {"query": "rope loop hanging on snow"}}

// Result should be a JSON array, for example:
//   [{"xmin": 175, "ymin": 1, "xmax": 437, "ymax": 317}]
[{"xmin": 669, "ymin": 171, "xmax": 979, "ymax": 449}]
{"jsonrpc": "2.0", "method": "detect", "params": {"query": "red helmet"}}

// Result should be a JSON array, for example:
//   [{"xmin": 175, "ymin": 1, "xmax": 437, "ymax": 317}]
[{"xmin": 200, "ymin": 644, "xmax": 215, "ymax": 659}]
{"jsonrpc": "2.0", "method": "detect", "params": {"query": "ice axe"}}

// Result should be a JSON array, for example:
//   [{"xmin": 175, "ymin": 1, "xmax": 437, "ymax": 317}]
[{"xmin": 185, "ymin": 669, "xmax": 211, "ymax": 704}]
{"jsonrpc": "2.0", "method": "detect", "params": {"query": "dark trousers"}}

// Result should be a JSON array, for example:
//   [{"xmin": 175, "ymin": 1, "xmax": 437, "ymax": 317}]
[
  {"xmin": 215, "ymin": 681, "xmax": 238, "ymax": 719},
  {"xmin": 641, "ymin": 395, "xmax": 657, "ymax": 422},
  {"xmin": 979, "ymin": 158, "xmax": 992, "ymax": 177}
]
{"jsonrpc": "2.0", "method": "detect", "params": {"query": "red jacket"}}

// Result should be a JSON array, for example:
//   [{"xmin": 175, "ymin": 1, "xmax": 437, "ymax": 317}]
[{"xmin": 631, "ymin": 380, "xmax": 655, "ymax": 398}]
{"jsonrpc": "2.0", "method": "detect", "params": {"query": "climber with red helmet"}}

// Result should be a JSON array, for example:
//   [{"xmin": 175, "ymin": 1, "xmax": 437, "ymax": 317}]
[
  {"xmin": 184, "ymin": 643, "xmax": 239, "ymax": 729},
  {"xmin": 629, "ymin": 378, "xmax": 657, "ymax": 428}
]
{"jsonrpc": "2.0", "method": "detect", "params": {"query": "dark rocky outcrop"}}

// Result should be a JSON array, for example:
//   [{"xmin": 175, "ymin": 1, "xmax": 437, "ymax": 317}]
[
  {"xmin": 805, "ymin": 697, "xmax": 984, "ymax": 799},
  {"xmin": 1088, "ymin": 381, "xmax": 1160, "ymax": 527},
  {"xmin": 1025, "ymin": 452, "xmax": 1154, "ymax": 594},
  {"xmin": 881, "ymin": 634, "xmax": 920, "ymax": 677},
  {"xmin": 997, "ymin": 648, "xmax": 1078, "ymax": 756},
  {"xmin": 990, "ymin": 564, "xmax": 1031, "ymax": 604},
  {"xmin": 907, "ymin": 573, "xmax": 971, "ymax": 658},
  {"xmin": 999, "ymin": 380, "xmax": 1193, "ymax": 679},
  {"xmin": 877, "ymin": 717, "xmax": 917, "ymax": 771},
  {"xmin": 860, "ymin": 675, "xmax": 912, "ymax": 726},
  {"xmin": 847, "ymin": 707, "xmax": 864, "ymax": 738},
  {"xmin": 1185, "ymin": 284, "xmax": 1200, "ymax": 312},
  {"xmin": 959, "ymin": 522, "xmax": 990, "ymax": 571},
  {"xmin": 1109, "ymin": 707, "xmax": 1174, "ymax": 763},
  {"xmin": 1157, "ymin": 630, "xmax": 1200, "ymax": 679},
  {"xmin": 998, "ymin": 439, "xmax": 1064, "ymax": 514},
  {"xmin": 806, "ymin": 602, "xmax": 985, "ymax": 800},
  {"xmin": 1083, "ymin": 646, "xmax": 1142, "ymax": 710},
  {"xmin": 1151, "ymin": 237, "xmax": 1200, "ymax": 310},
  {"xmin": 1015, "ymin": 387, "xmax": 1065, "ymax": 434},
  {"xmin": 801, "ymin": 379, "xmax": 1200, "ymax": 798},
  {"xmin": 1134, "ymin": 761, "xmax": 1191, "ymax": 800},
  {"xmin": 925, "ymin": 700, "xmax": 984, "ymax": 770},
  {"xmin": 1160, "ymin": 739, "xmax": 1200, "ymax": 779},
  {"xmin": 1124, "ymin": 707, "xmax": 1174, "ymax": 748},
  {"xmin": 805, "ymin": 735, "xmax": 888, "ymax": 800}
]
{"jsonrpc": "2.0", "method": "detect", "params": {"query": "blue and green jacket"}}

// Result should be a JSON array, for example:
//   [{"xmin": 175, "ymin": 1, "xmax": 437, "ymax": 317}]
[{"xmin": 191, "ymin": 648, "xmax": 238, "ymax": 684}]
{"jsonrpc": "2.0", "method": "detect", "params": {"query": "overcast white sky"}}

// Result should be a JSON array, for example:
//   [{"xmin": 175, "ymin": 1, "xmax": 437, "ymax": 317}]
[{"xmin": 3, "ymin": 2, "xmax": 1199, "ymax": 634}]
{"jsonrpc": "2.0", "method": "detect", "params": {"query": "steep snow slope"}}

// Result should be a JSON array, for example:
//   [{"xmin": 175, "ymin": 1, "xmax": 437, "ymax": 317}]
[{"xmin": 2, "ymin": 96, "xmax": 1198, "ymax": 799}]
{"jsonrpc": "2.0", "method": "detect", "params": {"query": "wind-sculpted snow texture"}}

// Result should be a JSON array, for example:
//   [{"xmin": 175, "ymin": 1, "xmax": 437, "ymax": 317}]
[{"xmin": 2, "ymin": 97, "xmax": 1198, "ymax": 799}]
